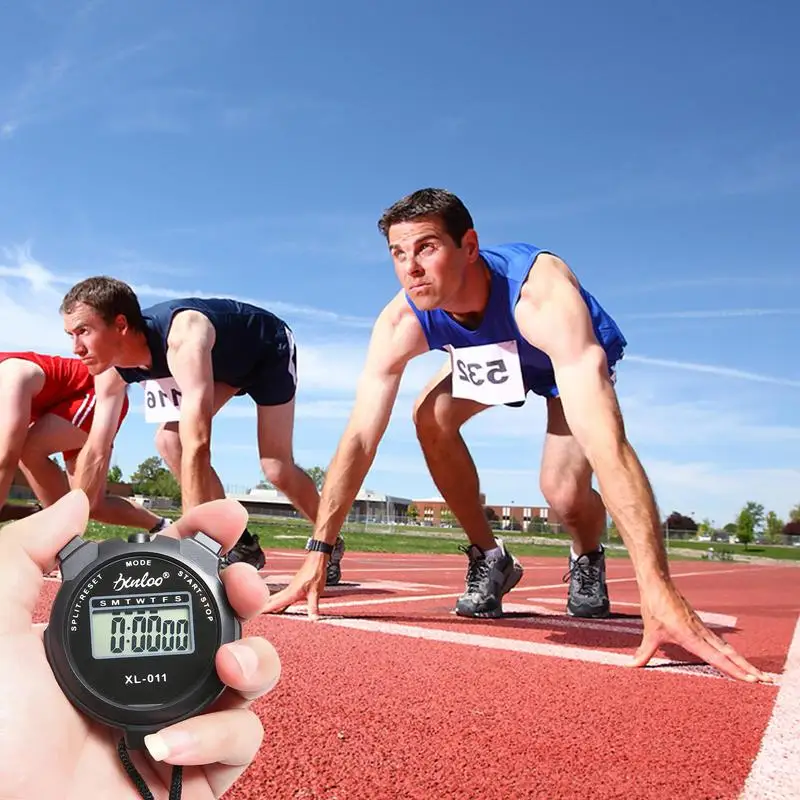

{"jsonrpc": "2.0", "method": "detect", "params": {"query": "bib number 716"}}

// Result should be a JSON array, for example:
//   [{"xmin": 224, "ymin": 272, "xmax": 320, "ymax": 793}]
[
  {"xmin": 449, "ymin": 341, "xmax": 526, "ymax": 405},
  {"xmin": 142, "ymin": 378, "xmax": 182, "ymax": 423}
]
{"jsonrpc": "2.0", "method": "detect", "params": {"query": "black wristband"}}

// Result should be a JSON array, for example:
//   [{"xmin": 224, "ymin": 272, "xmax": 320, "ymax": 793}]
[{"xmin": 305, "ymin": 538, "xmax": 334, "ymax": 555}]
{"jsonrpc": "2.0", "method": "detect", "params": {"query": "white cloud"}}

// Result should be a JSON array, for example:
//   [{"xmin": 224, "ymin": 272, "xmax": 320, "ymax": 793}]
[
  {"xmin": 127, "ymin": 283, "xmax": 374, "ymax": 330},
  {"xmin": 624, "ymin": 355, "xmax": 800, "ymax": 388},
  {"xmin": 0, "ymin": 9, "xmax": 173, "ymax": 137},
  {"xmin": 0, "ymin": 244, "xmax": 60, "ymax": 291},
  {"xmin": 0, "ymin": 247, "xmax": 71, "ymax": 353},
  {"xmin": 625, "ymin": 308, "xmax": 800, "ymax": 320},
  {"xmin": 618, "ymin": 392, "xmax": 800, "ymax": 448},
  {"xmin": 191, "ymin": 399, "xmax": 358, "ymax": 422},
  {"xmin": 0, "ymin": 286, "xmax": 70, "ymax": 353},
  {"xmin": 295, "ymin": 339, "xmax": 443, "ymax": 398},
  {"xmin": 644, "ymin": 461, "xmax": 800, "ymax": 524},
  {"xmin": 295, "ymin": 400, "xmax": 357, "ymax": 420}
]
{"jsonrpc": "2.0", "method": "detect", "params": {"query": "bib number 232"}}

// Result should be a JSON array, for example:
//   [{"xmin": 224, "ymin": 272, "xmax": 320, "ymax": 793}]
[
  {"xmin": 142, "ymin": 378, "xmax": 182, "ymax": 423},
  {"xmin": 449, "ymin": 341, "xmax": 526, "ymax": 405}
]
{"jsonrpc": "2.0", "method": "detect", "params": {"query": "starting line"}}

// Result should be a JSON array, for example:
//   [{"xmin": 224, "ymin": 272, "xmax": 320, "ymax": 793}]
[
  {"xmin": 268, "ymin": 569, "xmax": 782, "ymax": 684},
  {"xmin": 279, "ymin": 612, "xmax": 782, "ymax": 683}
]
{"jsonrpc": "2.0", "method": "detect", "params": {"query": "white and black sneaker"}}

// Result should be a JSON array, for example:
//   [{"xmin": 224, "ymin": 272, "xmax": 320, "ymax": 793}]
[
  {"xmin": 222, "ymin": 532, "xmax": 266, "ymax": 571},
  {"xmin": 326, "ymin": 535, "xmax": 345, "ymax": 586},
  {"xmin": 563, "ymin": 545, "xmax": 610, "ymax": 618},
  {"xmin": 149, "ymin": 517, "xmax": 171, "ymax": 534},
  {"xmin": 454, "ymin": 538, "xmax": 524, "ymax": 618}
]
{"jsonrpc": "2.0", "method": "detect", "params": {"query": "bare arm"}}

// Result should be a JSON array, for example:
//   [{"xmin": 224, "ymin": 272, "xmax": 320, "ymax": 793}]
[
  {"xmin": 73, "ymin": 369, "xmax": 127, "ymax": 509},
  {"xmin": 515, "ymin": 255, "xmax": 772, "ymax": 682},
  {"xmin": 165, "ymin": 311, "xmax": 216, "ymax": 511},
  {"xmin": 514, "ymin": 254, "xmax": 668, "ymax": 583},
  {"xmin": 311, "ymin": 293, "xmax": 430, "ymax": 545},
  {"xmin": 0, "ymin": 361, "xmax": 43, "ymax": 506}
]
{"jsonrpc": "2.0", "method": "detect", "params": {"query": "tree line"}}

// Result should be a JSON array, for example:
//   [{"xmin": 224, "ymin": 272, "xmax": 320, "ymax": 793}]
[
  {"xmin": 661, "ymin": 502, "xmax": 800, "ymax": 546},
  {"xmin": 107, "ymin": 459, "xmax": 329, "ymax": 502}
]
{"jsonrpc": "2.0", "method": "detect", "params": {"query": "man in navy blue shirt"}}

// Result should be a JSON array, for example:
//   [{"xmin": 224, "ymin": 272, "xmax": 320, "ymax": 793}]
[{"xmin": 59, "ymin": 277, "xmax": 343, "ymax": 574}]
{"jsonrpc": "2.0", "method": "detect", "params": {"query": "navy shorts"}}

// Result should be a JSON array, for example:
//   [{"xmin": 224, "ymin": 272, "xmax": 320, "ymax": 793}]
[{"xmin": 236, "ymin": 325, "xmax": 298, "ymax": 407}]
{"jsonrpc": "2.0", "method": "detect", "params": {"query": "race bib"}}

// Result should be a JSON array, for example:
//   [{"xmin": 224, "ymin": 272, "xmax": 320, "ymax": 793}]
[
  {"xmin": 449, "ymin": 341, "xmax": 526, "ymax": 405},
  {"xmin": 142, "ymin": 378, "xmax": 183, "ymax": 423}
]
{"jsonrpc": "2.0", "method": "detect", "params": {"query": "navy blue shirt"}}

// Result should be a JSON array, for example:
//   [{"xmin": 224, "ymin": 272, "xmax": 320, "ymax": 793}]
[{"xmin": 116, "ymin": 297, "xmax": 297, "ymax": 406}]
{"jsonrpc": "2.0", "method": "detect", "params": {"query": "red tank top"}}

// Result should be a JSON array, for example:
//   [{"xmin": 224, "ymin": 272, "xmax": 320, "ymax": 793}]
[{"xmin": 0, "ymin": 351, "xmax": 93, "ymax": 415}]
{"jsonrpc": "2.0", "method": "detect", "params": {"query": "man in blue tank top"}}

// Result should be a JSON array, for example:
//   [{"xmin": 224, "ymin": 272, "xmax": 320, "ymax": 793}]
[
  {"xmin": 58, "ymin": 277, "xmax": 341, "ymax": 573},
  {"xmin": 263, "ymin": 188, "xmax": 768, "ymax": 684}
]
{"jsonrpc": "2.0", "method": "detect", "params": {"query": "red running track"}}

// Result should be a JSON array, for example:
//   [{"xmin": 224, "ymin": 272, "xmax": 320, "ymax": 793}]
[{"xmin": 36, "ymin": 550, "xmax": 800, "ymax": 800}]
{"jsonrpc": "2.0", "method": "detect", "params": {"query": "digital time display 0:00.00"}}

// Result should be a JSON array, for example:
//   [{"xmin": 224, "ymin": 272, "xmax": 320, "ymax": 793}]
[{"xmin": 90, "ymin": 604, "xmax": 196, "ymax": 660}]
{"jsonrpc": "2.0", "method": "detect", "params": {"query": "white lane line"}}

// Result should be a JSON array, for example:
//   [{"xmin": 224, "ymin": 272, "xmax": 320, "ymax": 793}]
[
  {"xmin": 521, "ymin": 567, "xmax": 772, "ymax": 598},
  {"xmin": 320, "ymin": 567, "xmax": 466, "ymax": 573},
  {"xmin": 280, "ymin": 567, "xmax": 766, "ymax": 614},
  {"xmin": 502, "ymin": 603, "xmax": 639, "ymax": 636},
  {"xmin": 266, "ymin": 576, "xmax": 450, "ymax": 592},
  {"xmin": 325, "ymin": 566, "xmax": 558, "ymax": 573},
  {"xmin": 279, "ymin": 613, "xmax": 781, "ymax": 682},
  {"xmin": 740, "ymin": 614, "xmax": 800, "ymax": 799},
  {"xmin": 267, "ymin": 553, "xmax": 563, "ymax": 567},
  {"xmin": 501, "ymin": 603, "xmax": 737, "ymax": 632},
  {"xmin": 527, "ymin": 567, "xmax": 771, "ymax": 593},
  {"xmin": 516, "ymin": 598, "xmax": 738, "ymax": 629},
  {"xmin": 290, "ymin": 593, "xmax": 461, "ymax": 612}
]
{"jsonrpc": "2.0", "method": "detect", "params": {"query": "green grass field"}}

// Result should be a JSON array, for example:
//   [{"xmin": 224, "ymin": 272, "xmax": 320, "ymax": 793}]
[
  {"xmin": 76, "ymin": 517, "xmax": 772, "ymax": 562},
  {"xmin": 83, "ymin": 518, "xmax": 580, "ymax": 558},
  {"xmin": 663, "ymin": 538, "xmax": 800, "ymax": 561},
  {"xmin": 6, "ymin": 505, "xmax": 797, "ymax": 562}
]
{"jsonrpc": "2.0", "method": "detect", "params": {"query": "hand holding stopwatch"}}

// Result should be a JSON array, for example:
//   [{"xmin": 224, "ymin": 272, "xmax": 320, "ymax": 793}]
[{"xmin": 44, "ymin": 530, "xmax": 241, "ymax": 799}]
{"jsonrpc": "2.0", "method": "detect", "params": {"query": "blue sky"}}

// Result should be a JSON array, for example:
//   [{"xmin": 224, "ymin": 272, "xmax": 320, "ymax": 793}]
[{"xmin": 1, "ymin": 0, "xmax": 798, "ymax": 527}]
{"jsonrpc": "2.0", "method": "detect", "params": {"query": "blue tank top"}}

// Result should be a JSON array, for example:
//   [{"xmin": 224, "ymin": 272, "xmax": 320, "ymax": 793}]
[
  {"xmin": 115, "ymin": 297, "xmax": 290, "ymax": 388},
  {"xmin": 406, "ymin": 243, "xmax": 626, "ymax": 381}
]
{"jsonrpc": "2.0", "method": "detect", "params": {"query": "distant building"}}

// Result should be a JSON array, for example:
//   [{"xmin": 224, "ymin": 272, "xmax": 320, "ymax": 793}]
[
  {"xmin": 2, "ymin": 467, "xmax": 135, "ymax": 522},
  {"xmin": 410, "ymin": 493, "xmax": 559, "ymax": 531},
  {"xmin": 225, "ymin": 486, "xmax": 413, "ymax": 522},
  {"xmin": 8, "ymin": 466, "xmax": 134, "ymax": 497}
]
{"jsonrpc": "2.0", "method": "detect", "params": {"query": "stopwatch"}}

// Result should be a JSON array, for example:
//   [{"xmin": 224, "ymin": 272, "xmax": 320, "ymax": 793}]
[{"xmin": 44, "ymin": 530, "xmax": 241, "ymax": 749}]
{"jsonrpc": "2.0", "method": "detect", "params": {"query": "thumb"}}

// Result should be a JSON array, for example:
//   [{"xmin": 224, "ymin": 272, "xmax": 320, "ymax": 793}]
[
  {"xmin": 0, "ymin": 490, "xmax": 89, "ymax": 634},
  {"xmin": 628, "ymin": 632, "xmax": 662, "ymax": 669}
]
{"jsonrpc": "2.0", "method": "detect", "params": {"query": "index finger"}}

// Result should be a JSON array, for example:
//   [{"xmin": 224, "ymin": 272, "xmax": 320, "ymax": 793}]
[
  {"xmin": 161, "ymin": 499, "xmax": 248, "ymax": 555},
  {"xmin": 706, "ymin": 632, "xmax": 774, "ymax": 683},
  {"xmin": 681, "ymin": 630, "xmax": 765, "ymax": 683},
  {"xmin": 261, "ymin": 586, "xmax": 302, "ymax": 615}
]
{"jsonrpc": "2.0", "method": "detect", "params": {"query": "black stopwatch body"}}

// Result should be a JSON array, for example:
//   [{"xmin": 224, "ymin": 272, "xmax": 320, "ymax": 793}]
[{"xmin": 44, "ymin": 531, "xmax": 241, "ymax": 749}]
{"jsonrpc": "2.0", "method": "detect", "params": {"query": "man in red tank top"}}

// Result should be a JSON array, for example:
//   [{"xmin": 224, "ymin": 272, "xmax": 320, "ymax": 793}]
[{"xmin": 0, "ymin": 351, "xmax": 168, "ymax": 532}]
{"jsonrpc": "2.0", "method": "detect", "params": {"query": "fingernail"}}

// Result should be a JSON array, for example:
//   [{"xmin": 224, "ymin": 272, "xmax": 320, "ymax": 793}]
[
  {"xmin": 144, "ymin": 729, "xmax": 197, "ymax": 761},
  {"xmin": 228, "ymin": 642, "xmax": 258, "ymax": 680}
]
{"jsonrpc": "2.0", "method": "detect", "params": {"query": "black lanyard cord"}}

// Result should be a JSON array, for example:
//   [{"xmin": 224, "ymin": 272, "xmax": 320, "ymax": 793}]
[{"xmin": 117, "ymin": 737, "xmax": 183, "ymax": 800}]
